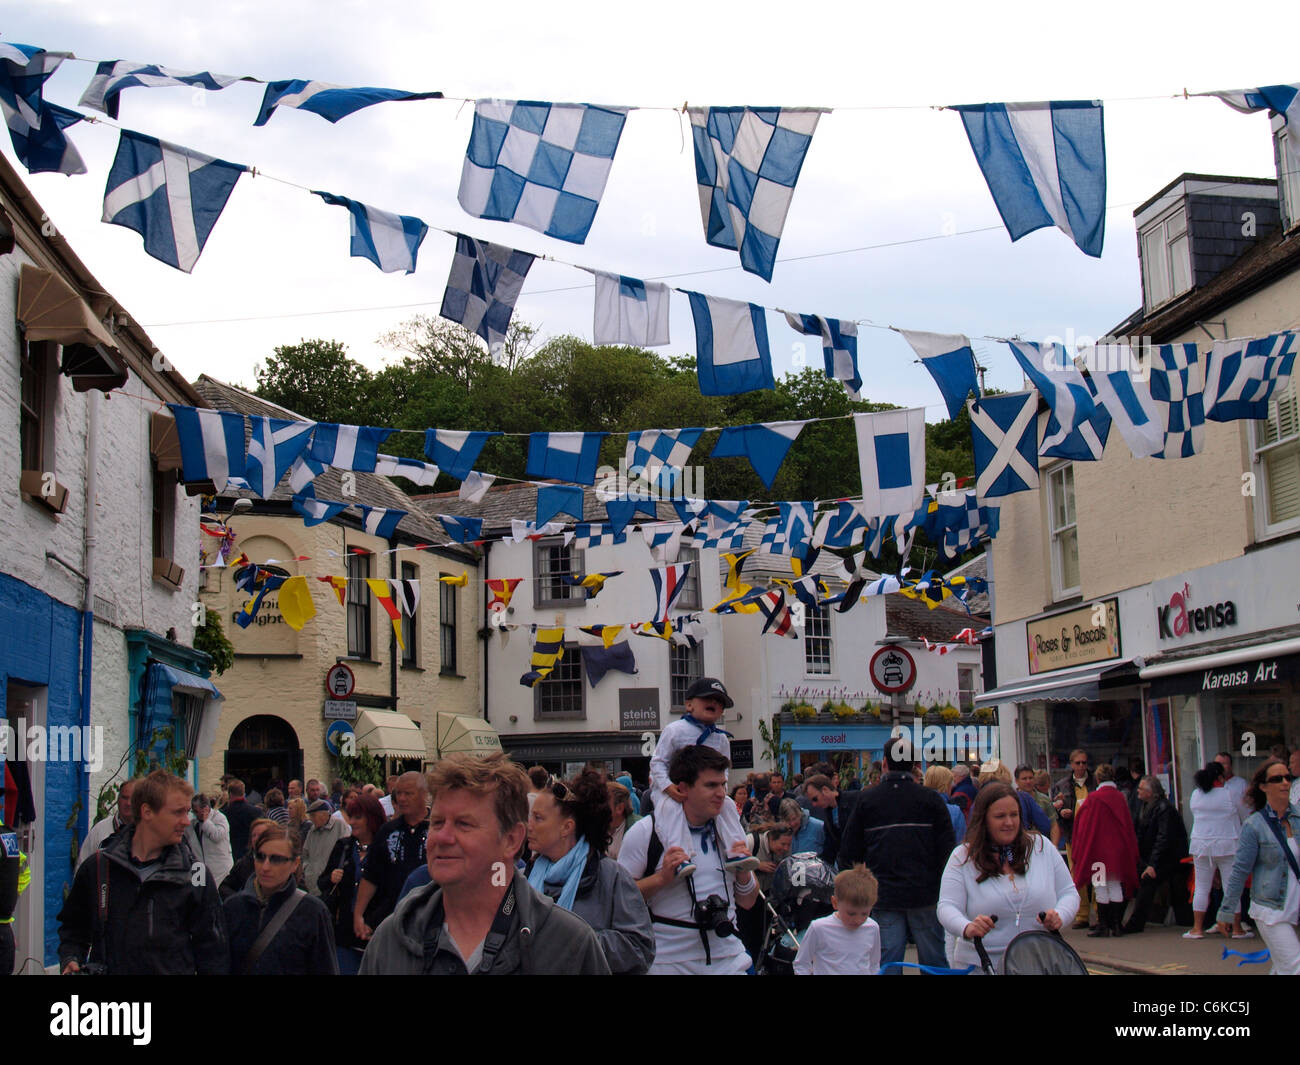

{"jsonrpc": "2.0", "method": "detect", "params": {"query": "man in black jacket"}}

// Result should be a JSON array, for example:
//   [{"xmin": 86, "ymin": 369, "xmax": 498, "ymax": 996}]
[
  {"xmin": 58, "ymin": 769, "xmax": 229, "ymax": 974},
  {"xmin": 839, "ymin": 737, "xmax": 954, "ymax": 973},
  {"xmin": 803, "ymin": 774, "xmax": 859, "ymax": 868},
  {"xmin": 1122, "ymin": 775, "xmax": 1192, "ymax": 934},
  {"xmin": 221, "ymin": 779, "xmax": 263, "ymax": 861}
]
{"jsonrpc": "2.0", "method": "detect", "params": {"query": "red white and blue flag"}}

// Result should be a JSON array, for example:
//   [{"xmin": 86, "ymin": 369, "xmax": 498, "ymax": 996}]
[{"xmin": 650, "ymin": 562, "xmax": 693, "ymax": 623}]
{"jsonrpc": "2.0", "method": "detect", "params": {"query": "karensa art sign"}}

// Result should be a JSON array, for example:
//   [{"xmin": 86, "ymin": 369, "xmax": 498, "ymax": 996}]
[
  {"xmin": 1026, "ymin": 599, "xmax": 1121, "ymax": 675},
  {"xmin": 1153, "ymin": 576, "xmax": 1240, "ymax": 642}
]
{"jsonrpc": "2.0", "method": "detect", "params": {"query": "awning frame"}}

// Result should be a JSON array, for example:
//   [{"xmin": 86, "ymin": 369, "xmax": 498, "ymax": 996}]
[{"xmin": 975, "ymin": 659, "xmax": 1136, "ymax": 706}]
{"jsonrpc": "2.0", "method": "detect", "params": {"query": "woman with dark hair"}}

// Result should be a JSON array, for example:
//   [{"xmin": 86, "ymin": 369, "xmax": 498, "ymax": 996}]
[
  {"xmin": 1123, "ymin": 775, "xmax": 1192, "ymax": 934},
  {"xmin": 938, "ymin": 782, "xmax": 1078, "ymax": 971},
  {"xmin": 318, "ymin": 791, "xmax": 386, "ymax": 975},
  {"xmin": 219, "ymin": 818, "xmax": 277, "ymax": 901},
  {"xmin": 526, "ymin": 768, "xmax": 655, "ymax": 974},
  {"xmin": 1185, "ymin": 761, "xmax": 1248, "ymax": 940},
  {"xmin": 1215, "ymin": 759, "xmax": 1300, "ymax": 972},
  {"xmin": 264, "ymin": 788, "xmax": 288, "ymax": 825}
]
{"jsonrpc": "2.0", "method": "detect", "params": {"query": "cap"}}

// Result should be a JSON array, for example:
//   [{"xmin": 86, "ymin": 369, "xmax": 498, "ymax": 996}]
[
  {"xmin": 307, "ymin": 799, "xmax": 332, "ymax": 814},
  {"xmin": 683, "ymin": 677, "xmax": 733, "ymax": 708}
]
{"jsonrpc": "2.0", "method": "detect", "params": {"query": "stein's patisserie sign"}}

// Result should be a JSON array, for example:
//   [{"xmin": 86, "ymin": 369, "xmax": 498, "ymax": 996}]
[{"xmin": 1026, "ymin": 599, "xmax": 1121, "ymax": 675}]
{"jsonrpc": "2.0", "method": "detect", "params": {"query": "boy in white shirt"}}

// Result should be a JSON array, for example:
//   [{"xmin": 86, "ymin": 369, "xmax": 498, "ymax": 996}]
[
  {"xmin": 649, "ymin": 677, "xmax": 757, "ymax": 877},
  {"xmin": 793, "ymin": 867, "xmax": 881, "ymax": 975}
]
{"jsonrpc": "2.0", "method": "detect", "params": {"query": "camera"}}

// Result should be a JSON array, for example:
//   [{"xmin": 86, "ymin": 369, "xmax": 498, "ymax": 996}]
[
  {"xmin": 71, "ymin": 962, "xmax": 109, "ymax": 975},
  {"xmin": 693, "ymin": 894, "xmax": 735, "ymax": 938}
]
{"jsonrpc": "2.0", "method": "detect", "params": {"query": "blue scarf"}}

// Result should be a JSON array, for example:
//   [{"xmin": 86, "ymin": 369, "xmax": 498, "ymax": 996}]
[
  {"xmin": 684, "ymin": 713, "xmax": 733, "ymax": 745},
  {"xmin": 528, "ymin": 837, "xmax": 590, "ymax": 912}
]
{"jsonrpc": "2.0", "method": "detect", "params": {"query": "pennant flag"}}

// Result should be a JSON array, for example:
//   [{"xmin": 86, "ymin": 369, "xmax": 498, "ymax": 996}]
[
  {"xmin": 624, "ymin": 428, "xmax": 703, "ymax": 495},
  {"xmin": 487, "ymin": 578, "xmax": 522, "ymax": 612},
  {"xmin": 509, "ymin": 519, "xmax": 564, "ymax": 543},
  {"xmin": 712, "ymin": 584, "xmax": 766, "ymax": 615},
  {"xmin": 570, "ymin": 523, "xmax": 625, "ymax": 549},
  {"xmin": 308, "ymin": 423, "xmax": 393, "ymax": 473},
  {"xmin": 650, "ymin": 563, "xmax": 693, "ymax": 622},
  {"xmin": 902, "ymin": 331, "xmax": 981, "ymax": 420},
  {"xmin": 1204, "ymin": 332, "xmax": 1297, "ymax": 422},
  {"xmin": 439, "ymin": 514, "xmax": 484, "ymax": 543},
  {"xmin": 854, "ymin": 408, "xmax": 926, "ymax": 518},
  {"xmin": 79, "ymin": 61, "xmax": 244, "ymax": 118},
  {"xmin": 438, "ymin": 573, "xmax": 468, "ymax": 587},
  {"xmin": 536, "ymin": 483, "xmax": 585, "ymax": 526},
  {"xmin": 357, "ymin": 504, "xmax": 406, "ymax": 540},
  {"xmin": 366, "ymin": 579, "xmax": 406, "ymax": 650},
  {"xmin": 582, "ymin": 640, "xmax": 637, "ymax": 688},
  {"xmin": 785, "ymin": 313, "xmax": 861, "ymax": 394},
  {"xmin": 521, "ymin": 626, "xmax": 566, "ymax": 687},
  {"xmin": 711, "ymin": 421, "xmax": 804, "ymax": 490},
  {"xmin": 277, "ymin": 576, "xmax": 316, "ymax": 632},
  {"xmin": 0, "ymin": 44, "xmax": 87, "ymax": 176},
  {"xmin": 255, "ymin": 80, "xmax": 442, "ymax": 126},
  {"xmin": 687, "ymin": 292, "xmax": 775, "ymax": 396},
  {"xmin": 458, "ymin": 470, "xmax": 497, "ymax": 502},
  {"xmin": 288, "ymin": 450, "xmax": 326, "ymax": 494},
  {"xmin": 440, "ymin": 234, "xmax": 536, "ymax": 351},
  {"xmin": 245, "ymin": 416, "xmax": 314, "ymax": 498},
  {"xmin": 374, "ymin": 453, "xmax": 440, "ymax": 486},
  {"xmin": 592, "ymin": 271, "xmax": 671, "ymax": 346},
  {"xmin": 425, "ymin": 429, "xmax": 501, "ymax": 481},
  {"xmin": 459, "ymin": 100, "xmax": 628, "ymax": 244},
  {"xmin": 236, "ymin": 572, "xmax": 288, "ymax": 628},
  {"xmin": 1206, "ymin": 84, "xmax": 1300, "ymax": 189},
  {"xmin": 604, "ymin": 498, "xmax": 657, "ymax": 536},
  {"xmin": 1148, "ymin": 342, "xmax": 1206, "ymax": 459},
  {"xmin": 688, "ymin": 106, "xmax": 823, "ymax": 280},
  {"xmin": 953, "ymin": 101, "xmax": 1106, "ymax": 257},
  {"xmin": 756, "ymin": 589, "xmax": 798, "ymax": 638},
  {"xmin": 864, "ymin": 573, "xmax": 903, "ymax": 597},
  {"xmin": 292, "ymin": 490, "xmax": 348, "ymax": 526},
  {"xmin": 1007, "ymin": 340, "xmax": 1102, "ymax": 456},
  {"xmin": 814, "ymin": 501, "xmax": 868, "ymax": 549},
  {"xmin": 969, "ymin": 392, "xmax": 1040, "ymax": 500},
  {"xmin": 790, "ymin": 574, "xmax": 829, "ymax": 610},
  {"xmin": 1086, "ymin": 345, "xmax": 1165, "ymax": 459},
  {"xmin": 760, "ymin": 502, "xmax": 816, "ymax": 558},
  {"xmin": 526, "ymin": 431, "xmax": 608, "ymax": 485},
  {"xmin": 165, "ymin": 404, "xmax": 246, "ymax": 491},
  {"xmin": 102, "ymin": 131, "xmax": 247, "ymax": 273},
  {"xmin": 561, "ymin": 571, "xmax": 621, "ymax": 599},
  {"xmin": 579, "ymin": 623, "xmax": 624, "ymax": 649},
  {"xmin": 393, "ymin": 580, "xmax": 420, "ymax": 621},
  {"xmin": 317, "ymin": 575, "xmax": 348, "ymax": 607},
  {"xmin": 313, "ymin": 191, "xmax": 429, "ymax": 274}
]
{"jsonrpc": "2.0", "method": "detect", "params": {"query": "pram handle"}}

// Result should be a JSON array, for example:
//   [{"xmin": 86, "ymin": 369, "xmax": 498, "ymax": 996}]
[{"xmin": 971, "ymin": 914, "xmax": 997, "ymax": 975}]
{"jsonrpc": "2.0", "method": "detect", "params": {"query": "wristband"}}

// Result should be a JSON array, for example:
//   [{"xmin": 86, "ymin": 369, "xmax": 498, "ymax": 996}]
[{"xmin": 733, "ymin": 874, "xmax": 758, "ymax": 895}]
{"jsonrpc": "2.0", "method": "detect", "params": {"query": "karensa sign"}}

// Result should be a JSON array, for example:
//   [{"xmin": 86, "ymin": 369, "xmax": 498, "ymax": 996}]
[{"xmin": 1156, "ymin": 580, "xmax": 1239, "ymax": 641}]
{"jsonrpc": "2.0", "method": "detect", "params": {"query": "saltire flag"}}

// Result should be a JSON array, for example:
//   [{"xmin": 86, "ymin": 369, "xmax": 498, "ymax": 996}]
[
  {"xmin": 79, "ymin": 61, "xmax": 245, "ymax": 118},
  {"xmin": 813, "ymin": 501, "xmax": 868, "ymax": 549},
  {"xmin": 102, "ymin": 131, "xmax": 247, "ymax": 273},
  {"xmin": 0, "ymin": 44, "xmax": 87, "ymax": 176},
  {"xmin": 953, "ymin": 101, "xmax": 1106, "ymax": 257},
  {"xmin": 317, "ymin": 575, "xmax": 348, "ymax": 607},
  {"xmin": 562, "ymin": 571, "xmax": 621, "ymax": 598},
  {"xmin": 688, "ymin": 106, "xmax": 823, "ymax": 280},
  {"xmin": 632, "ymin": 620, "xmax": 674, "ymax": 642},
  {"xmin": 650, "ymin": 563, "xmax": 693, "ymax": 622},
  {"xmin": 624, "ymin": 428, "xmax": 703, "ymax": 495},
  {"xmin": 760, "ymin": 502, "xmax": 816, "ymax": 558},
  {"xmin": 605, "ymin": 498, "xmax": 658, "ymax": 536},
  {"xmin": 459, "ymin": 100, "xmax": 628, "ymax": 244},
  {"xmin": 1205, "ymin": 84, "xmax": 1300, "ymax": 190},
  {"xmin": 235, "ymin": 571, "xmax": 287, "ymax": 628},
  {"xmin": 854, "ymin": 408, "xmax": 926, "ymax": 518},
  {"xmin": 672, "ymin": 497, "xmax": 708, "ymax": 525},
  {"xmin": 375, "ymin": 453, "xmax": 440, "ymax": 486},
  {"xmin": 313, "ymin": 191, "xmax": 429, "ymax": 274},
  {"xmin": 756, "ymin": 589, "xmax": 798, "ymax": 638},
  {"xmin": 1043, "ymin": 403, "xmax": 1111, "ymax": 462},
  {"xmin": 357, "ymin": 504, "xmax": 406, "ymax": 540},
  {"xmin": 520, "ymin": 626, "xmax": 566, "ymax": 687},
  {"xmin": 581, "ymin": 640, "xmax": 638, "ymax": 687},
  {"xmin": 579, "ymin": 623, "xmax": 624, "ymax": 649},
  {"xmin": 526, "ymin": 431, "xmax": 608, "ymax": 485},
  {"xmin": 292, "ymin": 490, "xmax": 348, "ymax": 526},
  {"xmin": 425, "ymin": 429, "xmax": 502, "ymax": 481},
  {"xmin": 969, "ymin": 392, "xmax": 1040, "ymax": 500},
  {"xmin": 255, "ymin": 80, "xmax": 442, "ymax": 125},
  {"xmin": 785, "ymin": 312, "xmax": 861, "ymax": 394},
  {"xmin": 536, "ymin": 483, "xmax": 585, "ymax": 526},
  {"xmin": 687, "ymin": 292, "xmax": 775, "ymax": 396},
  {"xmin": 1204, "ymin": 332, "xmax": 1297, "ymax": 422},
  {"xmin": 440, "ymin": 234, "xmax": 536, "ymax": 351},
  {"xmin": 288, "ymin": 450, "xmax": 326, "ymax": 494},
  {"xmin": 569, "ymin": 523, "xmax": 626, "ymax": 549},
  {"xmin": 439, "ymin": 573, "xmax": 468, "ymax": 586},
  {"xmin": 277, "ymin": 576, "xmax": 316, "ymax": 632},
  {"xmin": 1007, "ymin": 340, "xmax": 1102, "ymax": 457},
  {"xmin": 245, "ymin": 416, "xmax": 314, "ymax": 498},
  {"xmin": 711, "ymin": 421, "xmax": 805, "ymax": 490},
  {"xmin": 165, "ymin": 404, "xmax": 246, "ymax": 491},
  {"xmin": 1086, "ymin": 345, "xmax": 1165, "ymax": 458},
  {"xmin": 459, "ymin": 470, "xmax": 497, "ymax": 502},
  {"xmin": 1149, "ymin": 343, "xmax": 1206, "ymax": 459},
  {"xmin": 901, "ymin": 331, "xmax": 980, "ymax": 420},
  {"xmin": 366, "ymin": 579, "xmax": 407, "ymax": 650},
  {"xmin": 309, "ymin": 423, "xmax": 393, "ymax": 473},
  {"xmin": 439, "ymin": 514, "xmax": 484, "ymax": 543},
  {"xmin": 487, "ymin": 578, "xmax": 522, "ymax": 611},
  {"xmin": 592, "ymin": 271, "xmax": 670, "ymax": 346}
]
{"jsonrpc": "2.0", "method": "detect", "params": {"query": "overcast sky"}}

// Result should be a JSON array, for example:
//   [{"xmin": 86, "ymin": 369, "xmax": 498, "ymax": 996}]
[{"xmin": 6, "ymin": 1, "xmax": 1294, "ymax": 420}]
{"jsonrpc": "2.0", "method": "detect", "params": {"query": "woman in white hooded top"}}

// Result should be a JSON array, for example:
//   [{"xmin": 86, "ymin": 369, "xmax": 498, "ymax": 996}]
[{"xmin": 1185, "ymin": 761, "xmax": 1249, "ymax": 939}]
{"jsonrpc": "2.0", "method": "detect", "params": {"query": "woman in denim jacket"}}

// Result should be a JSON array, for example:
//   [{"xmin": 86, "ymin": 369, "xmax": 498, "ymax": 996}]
[{"xmin": 1217, "ymin": 759, "xmax": 1300, "ymax": 974}]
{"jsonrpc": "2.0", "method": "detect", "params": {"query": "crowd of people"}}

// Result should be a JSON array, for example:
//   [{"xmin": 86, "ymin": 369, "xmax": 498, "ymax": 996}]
[{"xmin": 45, "ymin": 681, "xmax": 1300, "ymax": 977}]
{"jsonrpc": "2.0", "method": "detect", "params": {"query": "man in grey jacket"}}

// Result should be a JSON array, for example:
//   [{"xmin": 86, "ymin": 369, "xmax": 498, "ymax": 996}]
[
  {"xmin": 360, "ymin": 753, "xmax": 609, "ymax": 975},
  {"xmin": 302, "ymin": 799, "xmax": 345, "ymax": 897}
]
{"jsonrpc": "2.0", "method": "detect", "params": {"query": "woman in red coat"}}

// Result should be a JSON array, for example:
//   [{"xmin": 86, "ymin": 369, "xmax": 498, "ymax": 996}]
[{"xmin": 1070, "ymin": 763, "xmax": 1140, "ymax": 937}]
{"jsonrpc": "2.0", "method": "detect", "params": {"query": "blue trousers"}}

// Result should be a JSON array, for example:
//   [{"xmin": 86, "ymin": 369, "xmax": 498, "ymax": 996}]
[{"xmin": 875, "ymin": 906, "xmax": 947, "ymax": 973}]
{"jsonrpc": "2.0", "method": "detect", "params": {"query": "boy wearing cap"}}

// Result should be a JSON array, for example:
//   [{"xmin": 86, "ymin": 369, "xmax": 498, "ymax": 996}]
[{"xmin": 649, "ymin": 677, "xmax": 758, "ymax": 878}]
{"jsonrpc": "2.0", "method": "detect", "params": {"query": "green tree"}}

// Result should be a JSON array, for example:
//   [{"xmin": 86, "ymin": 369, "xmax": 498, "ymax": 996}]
[
  {"xmin": 253, "ymin": 339, "xmax": 370, "ymax": 422},
  {"xmin": 194, "ymin": 609, "xmax": 234, "ymax": 675}
]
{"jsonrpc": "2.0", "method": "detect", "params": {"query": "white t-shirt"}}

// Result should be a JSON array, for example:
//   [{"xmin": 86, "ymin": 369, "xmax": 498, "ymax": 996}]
[
  {"xmin": 649, "ymin": 717, "xmax": 730, "ymax": 795},
  {"xmin": 793, "ymin": 914, "xmax": 880, "ymax": 975},
  {"xmin": 617, "ymin": 816, "xmax": 750, "ymax": 975}
]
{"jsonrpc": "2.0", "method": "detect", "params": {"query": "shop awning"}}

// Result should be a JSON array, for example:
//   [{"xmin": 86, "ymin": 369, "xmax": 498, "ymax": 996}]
[
  {"xmin": 1141, "ymin": 637, "xmax": 1300, "ymax": 698},
  {"xmin": 435, "ymin": 712, "xmax": 501, "ymax": 758},
  {"xmin": 975, "ymin": 660, "xmax": 1134, "ymax": 706},
  {"xmin": 17, "ymin": 265, "xmax": 127, "ymax": 392},
  {"xmin": 354, "ymin": 710, "xmax": 425, "ymax": 759},
  {"xmin": 149, "ymin": 663, "xmax": 224, "ymax": 759}
]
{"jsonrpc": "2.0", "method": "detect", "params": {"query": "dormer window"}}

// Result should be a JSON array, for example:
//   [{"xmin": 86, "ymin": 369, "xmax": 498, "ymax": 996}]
[
  {"xmin": 1273, "ymin": 113, "xmax": 1300, "ymax": 232},
  {"xmin": 1140, "ymin": 204, "xmax": 1192, "ymax": 311}
]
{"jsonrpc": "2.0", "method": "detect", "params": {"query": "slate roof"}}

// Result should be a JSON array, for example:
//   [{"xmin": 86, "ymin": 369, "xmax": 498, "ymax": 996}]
[
  {"xmin": 945, "ymin": 551, "xmax": 990, "ymax": 615},
  {"xmin": 411, "ymin": 481, "xmax": 694, "ymax": 532},
  {"xmin": 885, "ymin": 593, "xmax": 989, "ymax": 643}
]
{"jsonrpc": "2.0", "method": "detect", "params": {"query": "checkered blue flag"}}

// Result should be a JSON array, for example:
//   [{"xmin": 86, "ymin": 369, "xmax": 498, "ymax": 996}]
[
  {"xmin": 624, "ymin": 428, "xmax": 703, "ymax": 494},
  {"xmin": 1205, "ymin": 332, "xmax": 1297, "ymax": 423},
  {"xmin": 459, "ymin": 101, "xmax": 628, "ymax": 244},
  {"xmin": 1149, "ymin": 343, "xmax": 1206, "ymax": 458},
  {"xmin": 440, "ymin": 234, "xmax": 536, "ymax": 352},
  {"xmin": 697, "ymin": 519, "xmax": 750, "ymax": 552},
  {"xmin": 759, "ymin": 502, "xmax": 816, "ymax": 558},
  {"xmin": 569, "ymin": 523, "xmax": 627, "ymax": 549}
]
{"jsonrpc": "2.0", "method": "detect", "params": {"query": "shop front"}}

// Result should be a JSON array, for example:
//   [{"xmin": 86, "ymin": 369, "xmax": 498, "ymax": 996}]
[
  {"xmin": 783, "ymin": 722, "xmax": 898, "ymax": 779},
  {"xmin": 500, "ymin": 732, "xmax": 651, "ymax": 781}
]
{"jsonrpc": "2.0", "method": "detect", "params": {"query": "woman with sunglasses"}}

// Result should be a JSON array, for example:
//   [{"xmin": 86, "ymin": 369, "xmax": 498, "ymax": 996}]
[
  {"xmin": 526, "ymin": 769, "xmax": 655, "ymax": 974},
  {"xmin": 318, "ymin": 791, "xmax": 386, "ymax": 975},
  {"xmin": 224, "ymin": 823, "xmax": 338, "ymax": 975},
  {"xmin": 1216, "ymin": 759, "xmax": 1300, "ymax": 973}
]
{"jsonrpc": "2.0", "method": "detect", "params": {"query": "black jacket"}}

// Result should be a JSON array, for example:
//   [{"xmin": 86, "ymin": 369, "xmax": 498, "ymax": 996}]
[
  {"xmin": 814, "ymin": 791, "xmax": 861, "ymax": 868},
  {"xmin": 224, "ymin": 878, "xmax": 338, "ymax": 975},
  {"xmin": 221, "ymin": 799, "xmax": 264, "ymax": 861},
  {"xmin": 317, "ymin": 836, "xmax": 384, "ymax": 948},
  {"xmin": 57, "ymin": 825, "xmax": 229, "ymax": 974},
  {"xmin": 838, "ymin": 773, "xmax": 955, "ymax": 909},
  {"xmin": 1135, "ymin": 797, "xmax": 1189, "ymax": 874}
]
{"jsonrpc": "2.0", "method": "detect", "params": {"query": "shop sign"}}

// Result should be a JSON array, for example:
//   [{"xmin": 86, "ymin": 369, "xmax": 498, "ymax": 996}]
[
  {"xmin": 618, "ymin": 688, "xmax": 660, "ymax": 732},
  {"xmin": 730, "ymin": 740, "xmax": 754, "ymax": 770},
  {"xmin": 1148, "ymin": 652, "xmax": 1300, "ymax": 698},
  {"xmin": 1155, "ymin": 579, "xmax": 1238, "ymax": 641},
  {"xmin": 1026, "ymin": 599, "xmax": 1121, "ymax": 675}
]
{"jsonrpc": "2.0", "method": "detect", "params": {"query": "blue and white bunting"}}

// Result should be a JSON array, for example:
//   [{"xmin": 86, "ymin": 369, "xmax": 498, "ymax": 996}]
[
  {"xmin": 1207, "ymin": 85, "xmax": 1300, "ymax": 187},
  {"xmin": 711, "ymin": 421, "xmax": 805, "ymax": 490},
  {"xmin": 813, "ymin": 501, "xmax": 868, "ymax": 549},
  {"xmin": 760, "ymin": 502, "xmax": 816, "ymax": 558},
  {"xmin": 438, "ymin": 514, "xmax": 484, "ymax": 544},
  {"xmin": 1086, "ymin": 345, "xmax": 1164, "ymax": 459},
  {"xmin": 166, "ymin": 404, "xmax": 245, "ymax": 491},
  {"xmin": 784, "ymin": 313, "xmax": 861, "ymax": 394},
  {"xmin": 292, "ymin": 489, "xmax": 348, "ymax": 527},
  {"xmin": 458, "ymin": 470, "xmax": 497, "ymax": 503},
  {"xmin": 357, "ymin": 504, "xmax": 406, "ymax": 540},
  {"xmin": 624, "ymin": 428, "xmax": 703, "ymax": 494},
  {"xmin": 313, "ymin": 191, "xmax": 428, "ymax": 274},
  {"xmin": 688, "ymin": 107, "xmax": 823, "ymax": 281},
  {"xmin": 568, "ymin": 523, "xmax": 626, "ymax": 549},
  {"xmin": 440, "ymin": 234, "xmax": 536, "ymax": 352},
  {"xmin": 374, "ymin": 453, "xmax": 440, "ymax": 486},
  {"xmin": 953, "ymin": 101, "xmax": 1106, "ymax": 258},
  {"xmin": 79, "ymin": 61, "xmax": 244, "ymax": 118},
  {"xmin": 968, "ymin": 392, "xmax": 1041, "ymax": 500},
  {"xmin": 902, "ymin": 330, "xmax": 981, "ymax": 421},
  {"xmin": 525, "ymin": 431, "xmax": 608, "ymax": 486},
  {"xmin": 254, "ymin": 81, "xmax": 442, "ymax": 126},
  {"xmin": 308, "ymin": 423, "xmax": 393, "ymax": 473},
  {"xmin": 102, "ymin": 131, "xmax": 247, "ymax": 273},
  {"xmin": 697, "ymin": 518, "xmax": 750, "ymax": 552},
  {"xmin": 459, "ymin": 100, "xmax": 628, "ymax": 244},
  {"xmin": 1204, "ymin": 332, "xmax": 1297, "ymax": 422},
  {"xmin": 643, "ymin": 522, "xmax": 690, "ymax": 565},
  {"xmin": 1043, "ymin": 403, "xmax": 1111, "ymax": 461},
  {"xmin": 854, "ymin": 408, "xmax": 926, "ymax": 519},
  {"xmin": 287, "ymin": 450, "xmax": 326, "ymax": 494},
  {"xmin": 605, "ymin": 498, "xmax": 657, "ymax": 536},
  {"xmin": 942, "ymin": 497, "xmax": 1001, "ymax": 560},
  {"xmin": 1008, "ymin": 340, "xmax": 1102, "ymax": 457},
  {"xmin": 686, "ymin": 292, "xmax": 775, "ymax": 396},
  {"xmin": 592, "ymin": 271, "xmax": 670, "ymax": 347},
  {"xmin": 536, "ymin": 484, "xmax": 584, "ymax": 526},
  {"xmin": 0, "ymin": 44, "xmax": 87, "ymax": 177},
  {"xmin": 424, "ymin": 430, "xmax": 501, "ymax": 481},
  {"xmin": 245, "ymin": 416, "xmax": 314, "ymax": 498},
  {"xmin": 1148, "ymin": 343, "xmax": 1206, "ymax": 458}
]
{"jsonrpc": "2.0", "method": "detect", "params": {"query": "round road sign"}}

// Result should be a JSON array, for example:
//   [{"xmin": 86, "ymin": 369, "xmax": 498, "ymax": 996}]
[
  {"xmin": 325, "ymin": 720, "xmax": 354, "ymax": 757},
  {"xmin": 325, "ymin": 662, "xmax": 356, "ymax": 699},
  {"xmin": 870, "ymin": 644, "xmax": 917, "ymax": 695}
]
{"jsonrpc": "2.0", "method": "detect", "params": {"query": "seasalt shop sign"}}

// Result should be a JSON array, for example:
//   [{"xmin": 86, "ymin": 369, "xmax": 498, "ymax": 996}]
[{"xmin": 1026, "ymin": 599, "xmax": 1121, "ymax": 675}]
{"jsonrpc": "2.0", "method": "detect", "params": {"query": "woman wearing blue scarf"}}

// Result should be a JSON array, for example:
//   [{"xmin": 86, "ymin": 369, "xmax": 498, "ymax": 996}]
[{"xmin": 527, "ymin": 769, "xmax": 655, "ymax": 974}]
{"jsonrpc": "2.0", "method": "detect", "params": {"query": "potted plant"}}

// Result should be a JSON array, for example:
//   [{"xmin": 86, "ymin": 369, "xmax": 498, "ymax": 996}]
[
  {"xmin": 974, "ymin": 705, "xmax": 994, "ymax": 722},
  {"xmin": 940, "ymin": 704, "xmax": 962, "ymax": 723},
  {"xmin": 793, "ymin": 702, "xmax": 817, "ymax": 721},
  {"xmin": 830, "ymin": 701, "xmax": 857, "ymax": 720}
]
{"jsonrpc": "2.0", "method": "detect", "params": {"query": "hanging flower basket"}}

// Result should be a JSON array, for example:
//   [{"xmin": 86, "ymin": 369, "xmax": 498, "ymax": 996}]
[{"xmin": 792, "ymin": 703, "xmax": 817, "ymax": 721}]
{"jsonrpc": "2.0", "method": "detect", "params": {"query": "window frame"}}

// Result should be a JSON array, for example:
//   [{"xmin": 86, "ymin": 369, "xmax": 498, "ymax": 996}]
[
  {"xmin": 532, "ymin": 539, "xmax": 586, "ymax": 609},
  {"xmin": 1250, "ymin": 379, "xmax": 1300, "ymax": 540},
  {"xmin": 439, "ymin": 573, "xmax": 458, "ymax": 676},
  {"xmin": 532, "ymin": 641, "xmax": 585, "ymax": 721},
  {"xmin": 1139, "ymin": 204, "xmax": 1192, "ymax": 312},
  {"xmin": 400, "ymin": 561, "xmax": 418, "ymax": 667},
  {"xmin": 18, "ymin": 336, "xmax": 49, "ymax": 474},
  {"xmin": 1047, "ymin": 462, "xmax": 1081, "ymax": 601},
  {"xmin": 803, "ymin": 602, "xmax": 833, "ymax": 676},
  {"xmin": 675, "ymin": 547, "xmax": 702, "ymax": 611},
  {"xmin": 346, "ymin": 551, "xmax": 372, "ymax": 659},
  {"xmin": 958, "ymin": 665, "xmax": 977, "ymax": 712},
  {"xmin": 669, "ymin": 640, "xmax": 705, "ymax": 711}
]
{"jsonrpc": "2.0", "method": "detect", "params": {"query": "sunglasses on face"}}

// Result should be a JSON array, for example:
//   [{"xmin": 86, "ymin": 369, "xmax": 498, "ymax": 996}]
[
  {"xmin": 253, "ymin": 851, "xmax": 294, "ymax": 866},
  {"xmin": 1266, "ymin": 774, "xmax": 1295, "ymax": 785}
]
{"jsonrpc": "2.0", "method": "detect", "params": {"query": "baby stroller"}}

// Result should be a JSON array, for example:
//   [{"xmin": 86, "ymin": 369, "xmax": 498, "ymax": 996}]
[
  {"xmin": 972, "ymin": 913, "xmax": 1090, "ymax": 975},
  {"xmin": 756, "ymin": 852, "xmax": 836, "ymax": 975}
]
